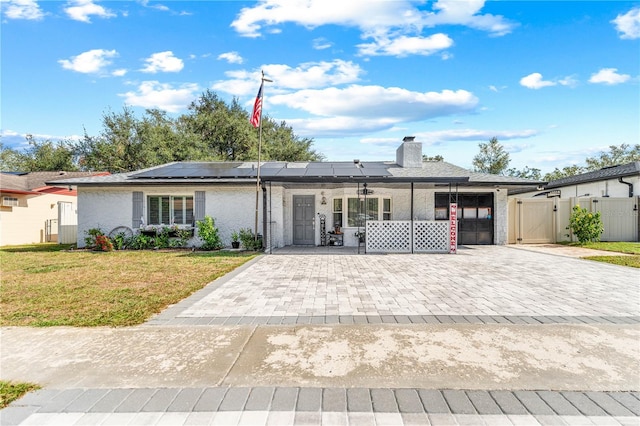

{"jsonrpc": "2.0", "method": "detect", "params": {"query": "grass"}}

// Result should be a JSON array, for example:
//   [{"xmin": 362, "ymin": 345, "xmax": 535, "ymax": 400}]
[
  {"xmin": 560, "ymin": 241, "xmax": 640, "ymax": 254},
  {"xmin": 558, "ymin": 241, "xmax": 640, "ymax": 268},
  {"xmin": 584, "ymin": 255, "xmax": 640, "ymax": 268},
  {"xmin": 0, "ymin": 244, "xmax": 257, "ymax": 327},
  {"xmin": 0, "ymin": 381, "xmax": 40, "ymax": 409}
]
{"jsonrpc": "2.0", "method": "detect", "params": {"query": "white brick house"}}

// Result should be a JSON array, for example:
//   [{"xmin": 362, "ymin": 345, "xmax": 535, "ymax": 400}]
[{"xmin": 55, "ymin": 138, "xmax": 539, "ymax": 251}]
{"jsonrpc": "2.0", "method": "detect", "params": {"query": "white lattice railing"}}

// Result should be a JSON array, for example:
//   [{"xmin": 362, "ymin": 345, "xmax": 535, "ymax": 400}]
[
  {"xmin": 413, "ymin": 221, "xmax": 449, "ymax": 252},
  {"xmin": 366, "ymin": 221, "xmax": 412, "ymax": 253},
  {"xmin": 366, "ymin": 220, "xmax": 449, "ymax": 253}
]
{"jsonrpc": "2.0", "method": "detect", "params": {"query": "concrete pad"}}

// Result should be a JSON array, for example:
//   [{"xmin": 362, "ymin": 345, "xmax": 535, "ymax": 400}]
[
  {"xmin": 223, "ymin": 324, "xmax": 640, "ymax": 391},
  {"xmin": 0, "ymin": 326, "xmax": 253, "ymax": 388}
]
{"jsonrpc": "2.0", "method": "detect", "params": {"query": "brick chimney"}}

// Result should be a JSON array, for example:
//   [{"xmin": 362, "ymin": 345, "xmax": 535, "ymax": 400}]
[{"xmin": 396, "ymin": 136, "xmax": 423, "ymax": 168}]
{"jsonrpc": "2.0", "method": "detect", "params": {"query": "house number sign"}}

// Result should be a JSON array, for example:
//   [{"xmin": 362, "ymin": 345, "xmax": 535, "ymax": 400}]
[{"xmin": 449, "ymin": 203, "xmax": 458, "ymax": 254}]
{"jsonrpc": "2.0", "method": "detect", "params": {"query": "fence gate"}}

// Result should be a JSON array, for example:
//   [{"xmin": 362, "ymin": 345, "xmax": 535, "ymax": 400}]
[
  {"xmin": 510, "ymin": 198, "xmax": 557, "ymax": 244},
  {"xmin": 57, "ymin": 201, "xmax": 78, "ymax": 244}
]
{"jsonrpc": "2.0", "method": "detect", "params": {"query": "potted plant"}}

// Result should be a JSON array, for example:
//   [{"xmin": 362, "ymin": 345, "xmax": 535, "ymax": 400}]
[
  {"xmin": 355, "ymin": 230, "xmax": 365, "ymax": 243},
  {"xmin": 231, "ymin": 231, "xmax": 240, "ymax": 249}
]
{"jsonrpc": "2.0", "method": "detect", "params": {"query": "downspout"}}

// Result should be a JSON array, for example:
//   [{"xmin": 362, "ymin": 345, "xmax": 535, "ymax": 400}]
[
  {"xmin": 357, "ymin": 182, "xmax": 361, "ymax": 255},
  {"xmin": 269, "ymin": 181, "xmax": 272, "ymax": 254},
  {"xmin": 410, "ymin": 182, "xmax": 414, "ymax": 254},
  {"xmin": 262, "ymin": 182, "xmax": 267, "ymax": 252},
  {"xmin": 619, "ymin": 177, "xmax": 634, "ymax": 197}
]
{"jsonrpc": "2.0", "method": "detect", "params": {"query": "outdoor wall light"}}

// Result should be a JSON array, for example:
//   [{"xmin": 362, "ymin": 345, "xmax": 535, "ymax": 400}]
[{"xmin": 321, "ymin": 191, "xmax": 327, "ymax": 205}]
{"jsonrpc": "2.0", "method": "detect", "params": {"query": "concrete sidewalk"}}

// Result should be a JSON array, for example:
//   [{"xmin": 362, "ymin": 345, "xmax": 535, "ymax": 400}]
[{"xmin": 1, "ymin": 245, "xmax": 639, "ymax": 425}]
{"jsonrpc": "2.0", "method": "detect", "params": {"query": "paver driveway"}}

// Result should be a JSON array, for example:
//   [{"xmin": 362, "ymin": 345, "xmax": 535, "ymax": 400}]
[
  {"xmin": 150, "ymin": 245, "xmax": 639, "ymax": 325},
  {"xmin": 3, "ymin": 245, "xmax": 639, "ymax": 426}
]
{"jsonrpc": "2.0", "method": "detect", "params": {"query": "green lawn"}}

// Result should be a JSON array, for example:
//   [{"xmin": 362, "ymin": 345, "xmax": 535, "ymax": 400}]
[
  {"xmin": 0, "ymin": 381, "xmax": 40, "ymax": 409},
  {"xmin": 0, "ymin": 244, "xmax": 257, "ymax": 327},
  {"xmin": 563, "ymin": 241, "xmax": 640, "ymax": 255},
  {"xmin": 559, "ymin": 241, "xmax": 640, "ymax": 268}
]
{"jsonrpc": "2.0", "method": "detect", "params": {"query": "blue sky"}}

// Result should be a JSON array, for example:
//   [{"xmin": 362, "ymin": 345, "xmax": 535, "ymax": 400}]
[{"xmin": 1, "ymin": 0, "xmax": 639, "ymax": 173}]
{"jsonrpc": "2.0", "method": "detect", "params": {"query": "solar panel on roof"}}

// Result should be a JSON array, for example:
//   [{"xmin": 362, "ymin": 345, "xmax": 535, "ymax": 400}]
[
  {"xmin": 260, "ymin": 162, "xmax": 286, "ymax": 169},
  {"xmin": 274, "ymin": 168, "xmax": 308, "ymax": 177},
  {"xmin": 331, "ymin": 163, "xmax": 359, "ymax": 169},
  {"xmin": 306, "ymin": 162, "xmax": 332, "ymax": 168},
  {"xmin": 333, "ymin": 168, "xmax": 364, "ymax": 177},
  {"xmin": 311, "ymin": 169, "xmax": 338, "ymax": 177}
]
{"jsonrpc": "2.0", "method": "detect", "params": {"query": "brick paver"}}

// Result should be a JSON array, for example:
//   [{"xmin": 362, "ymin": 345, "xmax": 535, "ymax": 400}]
[
  {"xmin": 150, "ymin": 246, "xmax": 638, "ymax": 325},
  {"xmin": 4, "ymin": 388, "xmax": 639, "ymax": 426},
  {"xmin": 4, "ymin": 247, "xmax": 638, "ymax": 425}
]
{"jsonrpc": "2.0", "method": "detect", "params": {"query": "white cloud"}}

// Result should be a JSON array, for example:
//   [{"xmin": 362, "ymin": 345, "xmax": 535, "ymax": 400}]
[
  {"xmin": 589, "ymin": 68, "xmax": 631, "ymax": 85},
  {"xmin": 519, "ymin": 73, "xmax": 556, "ymax": 89},
  {"xmin": 58, "ymin": 49, "xmax": 117, "ymax": 74},
  {"xmin": 253, "ymin": 86, "xmax": 478, "ymax": 137},
  {"xmin": 231, "ymin": 0, "xmax": 515, "ymax": 58},
  {"xmin": 112, "ymin": 68, "xmax": 127, "ymax": 77},
  {"xmin": 212, "ymin": 60, "xmax": 364, "ymax": 96},
  {"xmin": 2, "ymin": 0, "xmax": 44, "ymax": 20},
  {"xmin": 64, "ymin": 0, "xmax": 115, "ymax": 23},
  {"xmin": 218, "ymin": 51, "xmax": 243, "ymax": 64},
  {"xmin": 424, "ymin": 0, "xmax": 515, "ymax": 36},
  {"xmin": 612, "ymin": 7, "xmax": 640, "ymax": 39},
  {"xmin": 141, "ymin": 51, "xmax": 184, "ymax": 73},
  {"xmin": 357, "ymin": 33, "xmax": 453, "ymax": 57},
  {"xmin": 312, "ymin": 37, "xmax": 333, "ymax": 50},
  {"xmin": 271, "ymin": 85, "xmax": 478, "ymax": 120},
  {"xmin": 558, "ymin": 75, "xmax": 578, "ymax": 88},
  {"xmin": 119, "ymin": 81, "xmax": 200, "ymax": 113},
  {"xmin": 284, "ymin": 116, "xmax": 399, "ymax": 136},
  {"xmin": 408, "ymin": 128, "xmax": 538, "ymax": 144}
]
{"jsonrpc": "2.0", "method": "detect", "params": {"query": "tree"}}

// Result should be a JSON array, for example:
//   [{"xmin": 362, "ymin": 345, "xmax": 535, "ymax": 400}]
[
  {"xmin": 0, "ymin": 142, "xmax": 27, "ymax": 171},
  {"xmin": 16, "ymin": 90, "xmax": 324, "ymax": 173},
  {"xmin": 260, "ymin": 119, "xmax": 324, "ymax": 162},
  {"xmin": 541, "ymin": 144, "xmax": 639, "ymax": 181},
  {"xmin": 423, "ymin": 154, "xmax": 444, "ymax": 161},
  {"xmin": 543, "ymin": 165, "xmax": 585, "ymax": 182},
  {"xmin": 472, "ymin": 137, "xmax": 510, "ymax": 175},
  {"xmin": 5, "ymin": 135, "xmax": 78, "ymax": 172},
  {"xmin": 505, "ymin": 166, "xmax": 542, "ymax": 181},
  {"xmin": 584, "ymin": 144, "xmax": 640, "ymax": 171}
]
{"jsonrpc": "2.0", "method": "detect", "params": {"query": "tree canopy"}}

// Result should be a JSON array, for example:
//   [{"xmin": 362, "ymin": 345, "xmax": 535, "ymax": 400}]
[
  {"xmin": 543, "ymin": 144, "xmax": 640, "ymax": 181},
  {"xmin": 1, "ymin": 90, "xmax": 323, "ymax": 173},
  {"xmin": 472, "ymin": 137, "xmax": 510, "ymax": 175},
  {"xmin": 469, "ymin": 138, "xmax": 639, "ymax": 182}
]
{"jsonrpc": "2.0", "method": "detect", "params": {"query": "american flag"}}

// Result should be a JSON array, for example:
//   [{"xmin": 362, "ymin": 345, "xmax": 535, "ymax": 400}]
[{"xmin": 250, "ymin": 81, "xmax": 263, "ymax": 128}]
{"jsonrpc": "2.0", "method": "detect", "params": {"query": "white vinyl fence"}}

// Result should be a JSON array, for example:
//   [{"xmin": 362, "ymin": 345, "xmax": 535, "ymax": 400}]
[{"xmin": 509, "ymin": 196, "xmax": 639, "ymax": 243}]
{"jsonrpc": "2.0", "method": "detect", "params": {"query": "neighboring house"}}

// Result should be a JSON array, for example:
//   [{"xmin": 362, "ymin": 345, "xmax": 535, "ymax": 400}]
[
  {"xmin": 55, "ymin": 138, "xmax": 539, "ymax": 252},
  {"xmin": 0, "ymin": 171, "xmax": 108, "ymax": 246},
  {"xmin": 508, "ymin": 162, "xmax": 640, "ymax": 243}
]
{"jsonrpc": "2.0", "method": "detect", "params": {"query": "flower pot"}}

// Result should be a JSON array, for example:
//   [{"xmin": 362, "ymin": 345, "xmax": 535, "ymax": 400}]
[{"xmin": 231, "ymin": 241, "xmax": 240, "ymax": 249}]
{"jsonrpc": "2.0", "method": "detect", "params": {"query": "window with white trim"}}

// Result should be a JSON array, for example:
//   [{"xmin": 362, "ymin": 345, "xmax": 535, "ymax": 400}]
[
  {"xmin": 2, "ymin": 197, "xmax": 19, "ymax": 207},
  {"xmin": 383, "ymin": 198, "xmax": 392, "ymax": 220},
  {"xmin": 332, "ymin": 198, "xmax": 343, "ymax": 227},
  {"xmin": 343, "ymin": 197, "xmax": 392, "ymax": 227},
  {"xmin": 147, "ymin": 195, "xmax": 194, "ymax": 225}
]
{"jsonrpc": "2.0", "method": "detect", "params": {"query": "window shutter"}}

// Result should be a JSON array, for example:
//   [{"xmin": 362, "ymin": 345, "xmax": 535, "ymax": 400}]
[
  {"xmin": 132, "ymin": 191, "xmax": 143, "ymax": 228},
  {"xmin": 194, "ymin": 191, "xmax": 205, "ymax": 223}
]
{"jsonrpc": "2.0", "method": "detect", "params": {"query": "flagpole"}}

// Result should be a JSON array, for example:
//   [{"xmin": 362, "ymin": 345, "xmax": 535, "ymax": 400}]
[{"xmin": 254, "ymin": 71, "xmax": 272, "ymax": 243}]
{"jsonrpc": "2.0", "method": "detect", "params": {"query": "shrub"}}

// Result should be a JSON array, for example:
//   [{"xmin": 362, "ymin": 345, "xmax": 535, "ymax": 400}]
[
  {"xmin": 95, "ymin": 234, "xmax": 114, "ymax": 252},
  {"xmin": 127, "ymin": 233, "xmax": 154, "ymax": 250},
  {"xmin": 110, "ymin": 232, "xmax": 129, "ymax": 250},
  {"xmin": 197, "ymin": 216, "xmax": 223, "ymax": 250},
  {"xmin": 568, "ymin": 205, "xmax": 604, "ymax": 243},
  {"xmin": 84, "ymin": 228, "xmax": 104, "ymax": 248},
  {"xmin": 238, "ymin": 228, "xmax": 262, "ymax": 251},
  {"xmin": 84, "ymin": 228, "xmax": 113, "ymax": 251}
]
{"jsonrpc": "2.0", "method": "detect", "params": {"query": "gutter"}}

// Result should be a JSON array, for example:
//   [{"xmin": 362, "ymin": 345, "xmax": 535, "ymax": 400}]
[{"xmin": 618, "ymin": 177, "xmax": 634, "ymax": 197}]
